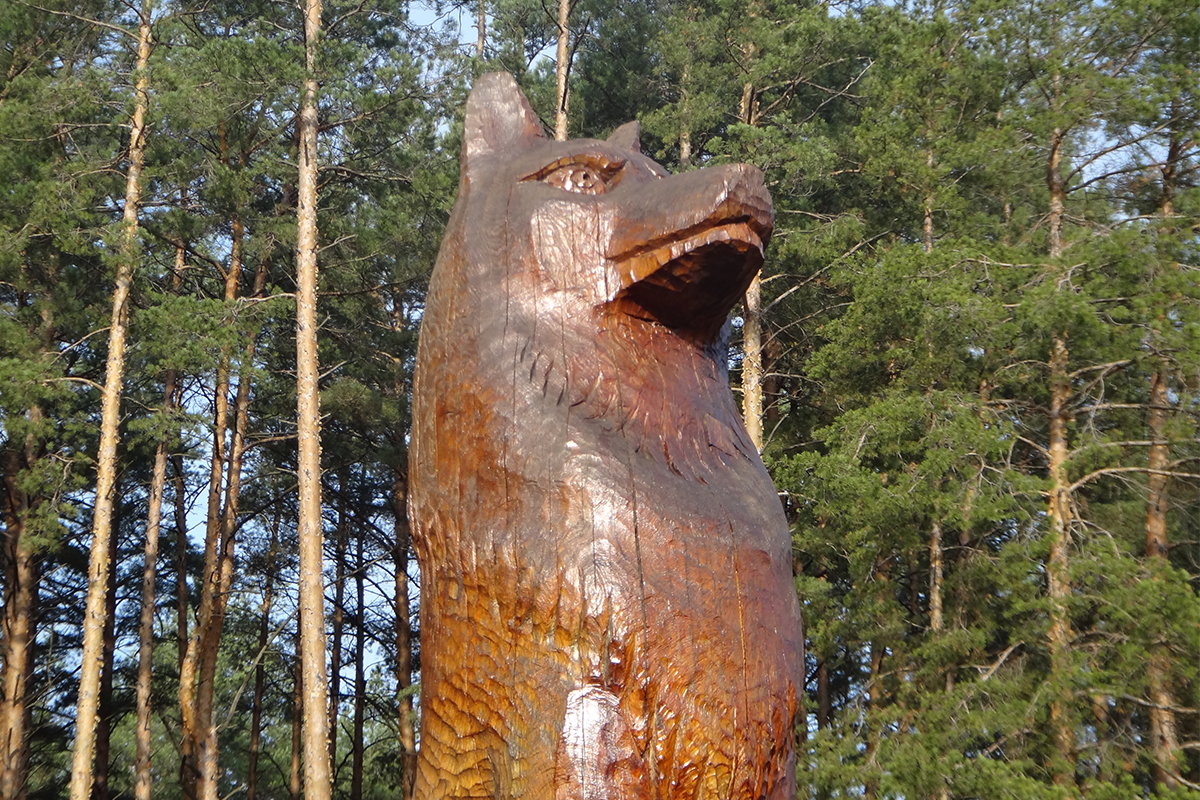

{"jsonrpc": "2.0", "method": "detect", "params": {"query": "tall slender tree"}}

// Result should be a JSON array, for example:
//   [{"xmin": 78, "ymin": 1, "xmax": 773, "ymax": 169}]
[
  {"xmin": 295, "ymin": 0, "xmax": 332, "ymax": 794},
  {"xmin": 69, "ymin": 2, "xmax": 154, "ymax": 795}
]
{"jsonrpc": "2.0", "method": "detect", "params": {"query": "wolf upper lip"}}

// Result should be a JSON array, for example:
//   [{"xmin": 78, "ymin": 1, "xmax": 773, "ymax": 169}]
[{"xmin": 611, "ymin": 219, "xmax": 766, "ymax": 287}]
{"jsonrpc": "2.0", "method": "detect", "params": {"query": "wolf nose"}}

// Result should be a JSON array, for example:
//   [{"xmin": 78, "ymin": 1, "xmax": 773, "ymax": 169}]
[{"xmin": 715, "ymin": 164, "xmax": 773, "ymax": 239}]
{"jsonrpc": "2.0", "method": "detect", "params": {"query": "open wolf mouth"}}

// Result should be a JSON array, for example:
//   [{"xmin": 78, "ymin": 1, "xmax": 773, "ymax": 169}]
[
  {"xmin": 613, "ymin": 221, "xmax": 765, "ymax": 285},
  {"xmin": 610, "ymin": 220, "xmax": 767, "ymax": 340}
]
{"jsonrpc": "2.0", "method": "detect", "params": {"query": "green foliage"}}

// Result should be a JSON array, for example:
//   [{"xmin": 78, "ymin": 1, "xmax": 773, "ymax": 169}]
[{"xmin": 1, "ymin": 0, "xmax": 1197, "ymax": 797}]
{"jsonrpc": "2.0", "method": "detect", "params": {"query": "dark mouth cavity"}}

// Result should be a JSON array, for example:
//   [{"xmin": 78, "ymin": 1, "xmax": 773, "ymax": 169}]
[{"xmin": 611, "ymin": 236, "xmax": 764, "ymax": 343}]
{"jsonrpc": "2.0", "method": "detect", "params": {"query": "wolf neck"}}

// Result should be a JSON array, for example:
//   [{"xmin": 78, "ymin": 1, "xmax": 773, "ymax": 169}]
[{"xmin": 512, "ymin": 310, "xmax": 758, "ymax": 479}]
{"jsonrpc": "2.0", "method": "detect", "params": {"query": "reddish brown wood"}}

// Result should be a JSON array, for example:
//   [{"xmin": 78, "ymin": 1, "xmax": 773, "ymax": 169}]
[{"xmin": 410, "ymin": 73, "xmax": 803, "ymax": 800}]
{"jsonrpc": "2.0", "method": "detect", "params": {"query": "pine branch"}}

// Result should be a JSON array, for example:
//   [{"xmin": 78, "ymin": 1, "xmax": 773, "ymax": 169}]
[
  {"xmin": 15, "ymin": 0, "xmax": 138, "ymax": 39},
  {"xmin": 1068, "ymin": 467, "xmax": 1200, "ymax": 494}
]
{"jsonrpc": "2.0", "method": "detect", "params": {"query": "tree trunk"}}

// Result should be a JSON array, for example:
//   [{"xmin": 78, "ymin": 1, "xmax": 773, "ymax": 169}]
[
  {"xmin": 736, "ymin": 68, "xmax": 764, "ymax": 451},
  {"xmin": 1158, "ymin": 98, "xmax": 1181, "ymax": 220},
  {"xmin": 930, "ymin": 518, "xmax": 951, "ymax": 800},
  {"xmin": 739, "ymin": 79, "xmax": 759, "ymax": 128},
  {"xmin": 394, "ymin": 468, "xmax": 417, "ymax": 800},
  {"xmin": 181, "ymin": 210, "xmax": 242, "ymax": 800},
  {"xmin": 1046, "ymin": 128, "xmax": 1065, "ymax": 259},
  {"xmin": 864, "ymin": 641, "xmax": 884, "ymax": 800},
  {"xmin": 135, "ymin": 259, "xmax": 183, "ymax": 800},
  {"xmin": 1143, "ymin": 122, "xmax": 1184, "ymax": 789},
  {"xmin": 171, "ymin": 235, "xmax": 191, "ymax": 677},
  {"xmin": 1145, "ymin": 369, "xmax": 1180, "ymax": 788},
  {"xmin": 742, "ymin": 274, "xmax": 764, "ymax": 452},
  {"xmin": 554, "ymin": 0, "xmax": 570, "ymax": 141},
  {"xmin": 297, "ymin": 0, "xmax": 332, "ymax": 794},
  {"xmin": 677, "ymin": 23, "xmax": 695, "ymax": 170},
  {"xmin": 91, "ymin": 521, "xmax": 120, "ymax": 800},
  {"xmin": 678, "ymin": 128, "xmax": 692, "ymax": 169},
  {"xmin": 475, "ymin": 0, "xmax": 485, "ymax": 59},
  {"xmin": 929, "ymin": 520, "xmax": 944, "ymax": 636},
  {"xmin": 246, "ymin": 510, "xmax": 279, "ymax": 800},
  {"xmin": 351, "ymin": 526, "xmax": 366, "ymax": 800},
  {"xmin": 1042, "ymin": 66, "xmax": 1075, "ymax": 782},
  {"xmin": 180, "ymin": 271, "xmax": 235, "ymax": 799},
  {"xmin": 923, "ymin": 149, "xmax": 934, "ymax": 253},
  {"xmin": 0, "ymin": 444, "xmax": 39, "ymax": 800},
  {"xmin": 1046, "ymin": 335, "xmax": 1075, "ymax": 787},
  {"xmin": 329, "ymin": 476, "xmax": 348, "ymax": 772},
  {"xmin": 290, "ymin": 631, "xmax": 303, "ymax": 800},
  {"xmin": 173, "ymin": 445, "xmax": 189, "ymax": 674},
  {"xmin": 816, "ymin": 659, "xmax": 830, "ymax": 731},
  {"xmin": 863, "ymin": 560, "xmax": 889, "ymax": 800},
  {"xmin": 191, "ymin": 228, "xmax": 268, "ymax": 800},
  {"xmin": 68, "ymin": 6, "xmax": 153, "ymax": 796}
]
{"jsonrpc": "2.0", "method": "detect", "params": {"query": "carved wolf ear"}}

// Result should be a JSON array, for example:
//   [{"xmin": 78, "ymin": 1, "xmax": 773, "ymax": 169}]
[
  {"xmin": 607, "ymin": 121, "xmax": 641, "ymax": 155},
  {"xmin": 463, "ymin": 73, "xmax": 545, "ymax": 170}
]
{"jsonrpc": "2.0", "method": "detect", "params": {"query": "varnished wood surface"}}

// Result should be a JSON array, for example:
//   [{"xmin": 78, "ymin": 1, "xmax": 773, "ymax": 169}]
[{"xmin": 410, "ymin": 73, "xmax": 804, "ymax": 800}]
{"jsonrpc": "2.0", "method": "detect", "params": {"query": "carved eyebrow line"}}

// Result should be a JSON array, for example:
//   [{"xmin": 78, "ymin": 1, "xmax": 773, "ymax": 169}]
[{"xmin": 519, "ymin": 153, "xmax": 625, "ymax": 183}]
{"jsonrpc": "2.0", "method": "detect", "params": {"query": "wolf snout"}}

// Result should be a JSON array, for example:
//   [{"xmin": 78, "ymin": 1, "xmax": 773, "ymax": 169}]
[
  {"xmin": 606, "ymin": 163, "xmax": 773, "ymax": 263},
  {"xmin": 604, "ymin": 163, "xmax": 774, "ymax": 341}
]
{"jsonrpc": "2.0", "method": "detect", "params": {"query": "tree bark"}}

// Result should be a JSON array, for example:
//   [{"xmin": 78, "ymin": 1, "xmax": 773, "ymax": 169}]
[
  {"xmin": 173, "ymin": 446, "xmax": 189, "ymax": 674},
  {"xmin": 1145, "ymin": 372, "xmax": 1171, "ymax": 564},
  {"xmin": 1145, "ymin": 369, "xmax": 1180, "ymax": 788},
  {"xmin": 929, "ymin": 520, "xmax": 944, "ymax": 636},
  {"xmin": 742, "ymin": 274, "xmax": 764, "ymax": 452},
  {"xmin": 1046, "ymin": 129, "xmax": 1065, "ymax": 259},
  {"xmin": 297, "ymin": 0, "xmax": 333, "ymax": 794},
  {"xmin": 1159, "ymin": 97, "xmax": 1182, "ymax": 220},
  {"xmin": 393, "ymin": 468, "xmax": 417, "ymax": 800},
  {"xmin": 739, "ymin": 79, "xmax": 759, "ymax": 128},
  {"xmin": 181, "ymin": 207, "xmax": 243, "ymax": 800},
  {"xmin": 171, "ymin": 234, "xmax": 191, "ymax": 677},
  {"xmin": 475, "ymin": 0, "xmax": 485, "ymax": 59},
  {"xmin": 68, "ymin": 6, "xmax": 153, "ymax": 796},
  {"xmin": 1143, "ymin": 121, "xmax": 1184, "ymax": 788},
  {"xmin": 736, "ymin": 66, "xmax": 764, "ymax": 451},
  {"xmin": 351, "ymin": 524, "xmax": 366, "ymax": 800},
  {"xmin": 864, "ymin": 640, "xmax": 884, "ymax": 800},
  {"xmin": 677, "ymin": 19, "xmax": 695, "ymax": 170},
  {"xmin": 554, "ymin": 0, "xmax": 570, "ymax": 141},
  {"xmin": 176, "ymin": 209, "xmax": 269, "ymax": 800},
  {"xmin": 1041, "ymin": 65, "xmax": 1075, "ymax": 783},
  {"xmin": 197, "ymin": 250, "xmax": 270, "ymax": 800},
  {"xmin": 930, "ymin": 518, "xmax": 950, "ymax": 800},
  {"xmin": 816, "ymin": 659, "xmax": 830, "ymax": 731},
  {"xmin": 863, "ymin": 560, "xmax": 889, "ymax": 800},
  {"xmin": 246, "ymin": 510, "xmax": 279, "ymax": 800},
  {"xmin": 329, "ymin": 477, "xmax": 347, "ymax": 772},
  {"xmin": 0, "ymin": 443, "xmax": 39, "ymax": 800},
  {"xmin": 91, "ymin": 521, "xmax": 120, "ymax": 800},
  {"xmin": 923, "ymin": 149, "xmax": 934, "ymax": 253},
  {"xmin": 1046, "ymin": 336, "xmax": 1075, "ymax": 787},
  {"xmin": 179, "ymin": 245, "xmax": 236, "ymax": 800},
  {"xmin": 134, "ymin": 257, "xmax": 183, "ymax": 800},
  {"xmin": 290, "ymin": 630, "xmax": 303, "ymax": 800}
]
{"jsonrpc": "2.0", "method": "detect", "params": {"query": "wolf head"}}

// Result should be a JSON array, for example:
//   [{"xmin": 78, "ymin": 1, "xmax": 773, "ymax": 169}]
[{"xmin": 435, "ymin": 72, "xmax": 773, "ymax": 348}]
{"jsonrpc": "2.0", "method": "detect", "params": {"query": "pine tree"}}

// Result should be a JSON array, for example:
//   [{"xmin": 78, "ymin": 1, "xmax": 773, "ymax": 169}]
[{"xmin": 69, "ymin": 2, "xmax": 154, "ymax": 795}]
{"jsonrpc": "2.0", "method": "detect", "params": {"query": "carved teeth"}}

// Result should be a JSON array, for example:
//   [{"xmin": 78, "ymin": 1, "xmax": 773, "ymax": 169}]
[{"xmin": 618, "ymin": 222, "xmax": 762, "ymax": 286}]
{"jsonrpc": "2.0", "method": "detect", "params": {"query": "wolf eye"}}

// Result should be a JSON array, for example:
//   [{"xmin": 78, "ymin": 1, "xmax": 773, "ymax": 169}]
[{"xmin": 544, "ymin": 165, "xmax": 608, "ymax": 195}]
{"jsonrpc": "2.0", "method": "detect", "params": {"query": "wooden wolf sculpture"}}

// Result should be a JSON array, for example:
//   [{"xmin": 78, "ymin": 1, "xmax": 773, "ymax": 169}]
[{"xmin": 410, "ymin": 73, "xmax": 804, "ymax": 800}]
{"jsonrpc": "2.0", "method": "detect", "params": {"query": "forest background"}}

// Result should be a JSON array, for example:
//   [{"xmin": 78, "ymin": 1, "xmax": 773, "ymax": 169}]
[{"xmin": 0, "ymin": 0, "xmax": 1197, "ymax": 798}]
